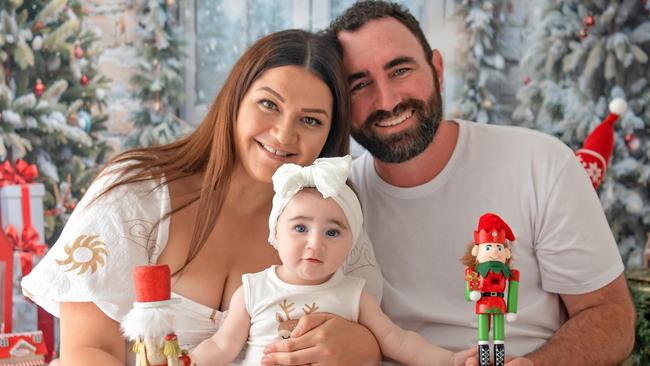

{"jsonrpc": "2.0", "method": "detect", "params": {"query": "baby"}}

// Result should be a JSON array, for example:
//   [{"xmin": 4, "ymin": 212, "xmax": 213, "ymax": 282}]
[{"xmin": 190, "ymin": 155, "xmax": 474, "ymax": 366}]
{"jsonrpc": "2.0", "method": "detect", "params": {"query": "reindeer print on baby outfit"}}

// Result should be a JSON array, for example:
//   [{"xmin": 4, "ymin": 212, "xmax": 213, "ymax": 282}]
[{"xmin": 275, "ymin": 300, "xmax": 319, "ymax": 339}]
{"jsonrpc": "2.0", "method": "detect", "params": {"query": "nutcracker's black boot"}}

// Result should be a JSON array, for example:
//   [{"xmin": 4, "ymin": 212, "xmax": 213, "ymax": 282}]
[
  {"xmin": 478, "ymin": 343, "xmax": 490, "ymax": 366},
  {"xmin": 494, "ymin": 343, "xmax": 505, "ymax": 366}
]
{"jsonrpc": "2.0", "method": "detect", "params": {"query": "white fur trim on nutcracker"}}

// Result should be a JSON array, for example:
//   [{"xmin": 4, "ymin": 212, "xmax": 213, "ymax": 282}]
[
  {"xmin": 267, "ymin": 155, "xmax": 362, "ymax": 249},
  {"xmin": 121, "ymin": 307, "xmax": 177, "ymax": 340}
]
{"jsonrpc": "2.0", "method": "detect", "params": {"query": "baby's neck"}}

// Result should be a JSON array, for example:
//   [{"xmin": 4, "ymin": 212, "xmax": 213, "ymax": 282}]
[{"xmin": 275, "ymin": 265, "xmax": 335, "ymax": 286}]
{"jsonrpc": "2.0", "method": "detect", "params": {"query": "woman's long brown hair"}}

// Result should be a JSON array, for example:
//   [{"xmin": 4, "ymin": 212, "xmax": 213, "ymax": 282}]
[{"xmin": 98, "ymin": 30, "xmax": 351, "ymax": 275}]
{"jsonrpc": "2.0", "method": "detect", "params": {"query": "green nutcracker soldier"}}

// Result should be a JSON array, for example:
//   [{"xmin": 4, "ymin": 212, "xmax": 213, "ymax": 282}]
[{"xmin": 462, "ymin": 213, "xmax": 519, "ymax": 366}]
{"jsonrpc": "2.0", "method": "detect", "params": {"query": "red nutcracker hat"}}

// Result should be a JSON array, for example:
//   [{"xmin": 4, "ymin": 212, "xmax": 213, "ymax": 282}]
[
  {"xmin": 576, "ymin": 98, "xmax": 627, "ymax": 189},
  {"xmin": 473, "ymin": 213, "xmax": 515, "ymax": 245},
  {"xmin": 132, "ymin": 264, "xmax": 180, "ymax": 309}
]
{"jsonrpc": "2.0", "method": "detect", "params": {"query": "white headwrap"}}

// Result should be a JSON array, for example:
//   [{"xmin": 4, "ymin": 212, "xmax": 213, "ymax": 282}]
[{"xmin": 268, "ymin": 155, "xmax": 362, "ymax": 249}]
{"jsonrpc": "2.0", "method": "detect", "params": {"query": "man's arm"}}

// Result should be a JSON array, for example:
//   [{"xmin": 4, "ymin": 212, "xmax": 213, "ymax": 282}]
[{"xmin": 523, "ymin": 274, "xmax": 634, "ymax": 365}]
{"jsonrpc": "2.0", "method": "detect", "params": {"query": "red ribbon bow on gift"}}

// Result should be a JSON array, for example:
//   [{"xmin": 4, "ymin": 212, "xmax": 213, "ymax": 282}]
[
  {"xmin": 0, "ymin": 159, "xmax": 39, "ymax": 187},
  {"xmin": 5, "ymin": 224, "xmax": 47, "ymax": 277}
]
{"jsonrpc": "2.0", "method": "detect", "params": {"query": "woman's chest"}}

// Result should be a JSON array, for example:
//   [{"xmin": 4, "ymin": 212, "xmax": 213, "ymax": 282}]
[{"xmin": 160, "ymin": 216, "xmax": 280, "ymax": 311}]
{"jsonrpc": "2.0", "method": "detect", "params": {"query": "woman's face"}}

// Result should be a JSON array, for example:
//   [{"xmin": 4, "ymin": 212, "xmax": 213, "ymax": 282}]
[{"xmin": 234, "ymin": 65, "xmax": 334, "ymax": 183}]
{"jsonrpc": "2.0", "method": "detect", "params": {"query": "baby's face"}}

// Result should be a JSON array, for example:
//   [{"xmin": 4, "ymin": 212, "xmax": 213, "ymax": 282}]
[{"xmin": 275, "ymin": 189, "xmax": 353, "ymax": 285}]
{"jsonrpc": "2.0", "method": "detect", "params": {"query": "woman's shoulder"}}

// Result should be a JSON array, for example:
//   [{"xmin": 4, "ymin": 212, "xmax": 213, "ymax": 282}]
[
  {"xmin": 21, "ymin": 160, "xmax": 173, "ymax": 322},
  {"xmin": 89, "ymin": 160, "xmax": 168, "ymax": 203}
]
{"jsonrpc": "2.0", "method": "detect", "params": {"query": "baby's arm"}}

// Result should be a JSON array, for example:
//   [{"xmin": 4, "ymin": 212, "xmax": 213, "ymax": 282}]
[
  {"xmin": 358, "ymin": 290, "xmax": 472, "ymax": 366},
  {"xmin": 190, "ymin": 286, "xmax": 250, "ymax": 365}
]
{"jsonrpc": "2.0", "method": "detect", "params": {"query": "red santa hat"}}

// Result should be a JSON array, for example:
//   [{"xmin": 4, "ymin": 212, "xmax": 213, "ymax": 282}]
[
  {"xmin": 576, "ymin": 98, "xmax": 627, "ymax": 189},
  {"xmin": 473, "ymin": 212, "xmax": 515, "ymax": 245},
  {"xmin": 132, "ymin": 264, "xmax": 180, "ymax": 309}
]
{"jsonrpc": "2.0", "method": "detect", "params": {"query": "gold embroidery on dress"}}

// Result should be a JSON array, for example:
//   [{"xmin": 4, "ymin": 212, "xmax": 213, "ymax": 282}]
[{"xmin": 55, "ymin": 235, "xmax": 108, "ymax": 275}]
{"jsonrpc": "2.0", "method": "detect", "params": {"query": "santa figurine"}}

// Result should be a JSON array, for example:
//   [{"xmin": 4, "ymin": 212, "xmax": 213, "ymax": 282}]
[
  {"xmin": 462, "ymin": 213, "xmax": 519, "ymax": 366},
  {"xmin": 576, "ymin": 98, "xmax": 627, "ymax": 189},
  {"xmin": 121, "ymin": 264, "xmax": 184, "ymax": 366}
]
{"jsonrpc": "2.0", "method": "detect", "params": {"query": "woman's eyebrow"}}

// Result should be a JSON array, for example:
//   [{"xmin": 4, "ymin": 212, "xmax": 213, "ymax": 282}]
[
  {"xmin": 301, "ymin": 108, "xmax": 329, "ymax": 117},
  {"xmin": 257, "ymin": 86, "xmax": 285, "ymax": 102}
]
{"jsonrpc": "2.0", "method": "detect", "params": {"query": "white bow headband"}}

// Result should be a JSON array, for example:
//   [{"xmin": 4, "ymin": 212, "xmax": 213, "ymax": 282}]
[{"xmin": 268, "ymin": 155, "xmax": 363, "ymax": 249}]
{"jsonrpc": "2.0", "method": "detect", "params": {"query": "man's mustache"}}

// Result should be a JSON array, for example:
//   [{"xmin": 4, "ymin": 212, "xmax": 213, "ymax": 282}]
[{"xmin": 363, "ymin": 98, "xmax": 427, "ymax": 128}]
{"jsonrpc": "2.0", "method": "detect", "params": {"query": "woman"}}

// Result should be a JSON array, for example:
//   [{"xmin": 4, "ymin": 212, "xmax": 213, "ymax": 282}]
[{"xmin": 22, "ymin": 29, "xmax": 382, "ymax": 365}]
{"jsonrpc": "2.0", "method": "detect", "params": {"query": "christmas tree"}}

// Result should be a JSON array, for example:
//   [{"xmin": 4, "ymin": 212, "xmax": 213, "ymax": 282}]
[
  {"xmin": 126, "ymin": 0, "xmax": 191, "ymax": 148},
  {"xmin": 0, "ymin": 0, "xmax": 111, "ymax": 244},
  {"xmin": 452, "ymin": 0, "xmax": 509, "ymax": 124},
  {"xmin": 512, "ymin": 0, "xmax": 650, "ymax": 267}
]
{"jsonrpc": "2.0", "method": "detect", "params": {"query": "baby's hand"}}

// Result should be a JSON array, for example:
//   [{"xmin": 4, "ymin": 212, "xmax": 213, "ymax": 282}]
[{"xmin": 451, "ymin": 347, "xmax": 477, "ymax": 366}]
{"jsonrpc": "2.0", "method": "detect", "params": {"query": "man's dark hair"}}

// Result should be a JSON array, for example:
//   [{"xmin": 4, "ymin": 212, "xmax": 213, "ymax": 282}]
[{"xmin": 326, "ymin": 0, "xmax": 433, "ymax": 65}]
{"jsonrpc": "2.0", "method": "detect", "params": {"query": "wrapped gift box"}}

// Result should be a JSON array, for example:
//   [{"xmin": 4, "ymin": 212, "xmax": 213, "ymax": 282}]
[
  {"xmin": 0, "ymin": 184, "xmax": 45, "ymax": 243},
  {"xmin": 0, "ymin": 222, "xmax": 53, "ymax": 363}
]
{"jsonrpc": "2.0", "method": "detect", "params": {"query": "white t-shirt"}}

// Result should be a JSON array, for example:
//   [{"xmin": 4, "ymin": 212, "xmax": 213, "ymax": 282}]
[
  {"xmin": 350, "ymin": 120, "xmax": 623, "ymax": 358},
  {"xmin": 240, "ymin": 266, "xmax": 365, "ymax": 365},
  {"xmin": 21, "ymin": 163, "xmax": 382, "ymax": 365}
]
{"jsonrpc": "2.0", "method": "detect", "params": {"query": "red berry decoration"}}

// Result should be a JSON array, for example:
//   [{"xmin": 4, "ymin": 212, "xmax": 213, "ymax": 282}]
[
  {"xmin": 80, "ymin": 74, "xmax": 89, "ymax": 86},
  {"xmin": 34, "ymin": 78, "xmax": 45, "ymax": 96},
  {"xmin": 523, "ymin": 75, "xmax": 531, "ymax": 85},
  {"xmin": 74, "ymin": 43, "xmax": 84, "ymax": 59},
  {"xmin": 584, "ymin": 14, "xmax": 595, "ymax": 27}
]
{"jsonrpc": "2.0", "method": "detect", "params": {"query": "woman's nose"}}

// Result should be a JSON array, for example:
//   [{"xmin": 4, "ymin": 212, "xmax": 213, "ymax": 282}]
[{"xmin": 271, "ymin": 117, "xmax": 297, "ymax": 145}]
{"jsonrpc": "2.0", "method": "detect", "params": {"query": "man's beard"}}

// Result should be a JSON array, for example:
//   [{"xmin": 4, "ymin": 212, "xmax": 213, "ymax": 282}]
[{"xmin": 351, "ymin": 91, "xmax": 442, "ymax": 164}]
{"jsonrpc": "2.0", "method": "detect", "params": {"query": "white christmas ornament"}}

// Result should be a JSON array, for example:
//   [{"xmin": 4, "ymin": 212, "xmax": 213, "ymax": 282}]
[{"xmin": 32, "ymin": 36, "xmax": 43, "ymax": 50}]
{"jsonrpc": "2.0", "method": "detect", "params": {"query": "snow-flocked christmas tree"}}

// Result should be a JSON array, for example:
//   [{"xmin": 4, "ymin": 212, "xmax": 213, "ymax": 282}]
[
  {"xmin": 0, "ymin": 0, "xmax": 111, "ymax": 243},
  {"xmin": 125, "ymin": 0, "xmax": 191, "ymax": 148},
  {"xmin": 452, "ymin": 0, "xmax": 509, "ymax": 123},
  {"xmin": 512, "ymin": 0, "xmax": 650, "ymax": 267}
]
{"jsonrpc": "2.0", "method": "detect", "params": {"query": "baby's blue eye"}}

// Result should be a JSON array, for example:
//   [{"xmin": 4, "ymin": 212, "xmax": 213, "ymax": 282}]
[
  {"xmin": 294, "ymin": 225, "xmax": 306, "ymax": 233},
  {"xmin": 497, "ymin": 246, "xmax": 503, "ymax": 252},
  {"xmin": 326, "ymin": 229, "xmax": 340, "ymax": 237},
  {"xmin": 484, "ymin": 245, "xmax": 492, "ymax": 252}
]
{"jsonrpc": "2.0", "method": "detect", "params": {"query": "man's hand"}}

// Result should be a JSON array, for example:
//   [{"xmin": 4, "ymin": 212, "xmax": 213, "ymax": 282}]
[
  {"xmin": 505, "ymin": 357, "xmax": 533, "ymax": 366},
  {"xmin": 261, "ymin": 312, "xmax": 380, "ymax": 366}
]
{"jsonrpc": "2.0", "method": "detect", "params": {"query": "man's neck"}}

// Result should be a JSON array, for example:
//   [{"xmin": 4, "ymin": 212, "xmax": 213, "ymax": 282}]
[{"xmin": 373, "ymin": 119, "xmax": 459, "ymax": 188}]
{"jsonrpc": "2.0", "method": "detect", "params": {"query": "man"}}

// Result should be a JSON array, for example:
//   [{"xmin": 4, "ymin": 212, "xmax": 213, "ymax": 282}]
[{"xmin": 326, "ymin": 1, "xmax": 635, "ymax": 365}]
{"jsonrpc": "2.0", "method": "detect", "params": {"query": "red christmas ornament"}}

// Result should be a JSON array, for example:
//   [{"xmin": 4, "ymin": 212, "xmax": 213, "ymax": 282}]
[
  {"xmin": 74, "ymin": 43, "xmax": 84, "ymax": 59},
  {"xmin": 80, "ymin": 74, "xmax": 88, "ymax": 86},
  {"xmin": 33, "ymin": 21, "xmax": 45, "ymax": 31},
  {"xmin": 576, "ymin": 98, "xmax": 627, "ymax": 189},
  {"xmin": 624, "ymin": 133, "xmax": 633, "ymax": 142},
  {"xmin": 34, "ymin": 78, "xmax": 45, "ymax": 96},
  {"xmin": 579, "ymin": 28, "xmax": 588, "ymax": 40},
  {"xmin": 584, "ymin": 14, "xmax": 595, "ymax": 27}
]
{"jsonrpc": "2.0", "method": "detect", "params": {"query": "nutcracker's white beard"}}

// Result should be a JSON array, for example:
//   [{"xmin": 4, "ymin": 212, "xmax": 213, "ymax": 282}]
[{"xmin": 121, "ymin": 307, "xmax": 176, "ymax": 340}]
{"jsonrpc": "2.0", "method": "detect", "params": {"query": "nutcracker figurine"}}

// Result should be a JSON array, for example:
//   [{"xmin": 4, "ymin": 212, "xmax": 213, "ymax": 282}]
[
  {"xmin": 462, "ymin": 213, "xmax": 519, "ymax": 366},
  {"xmin": 121, "ymin": 264, "xmax": 184, "ymax": 366}
]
